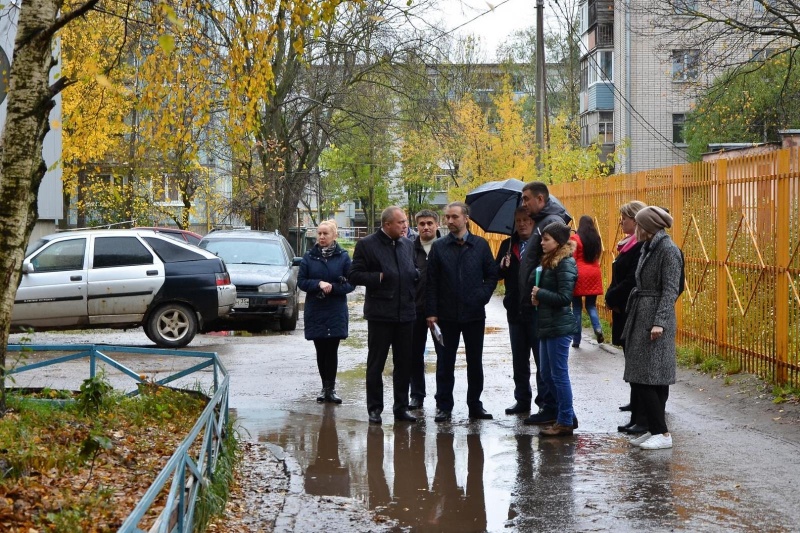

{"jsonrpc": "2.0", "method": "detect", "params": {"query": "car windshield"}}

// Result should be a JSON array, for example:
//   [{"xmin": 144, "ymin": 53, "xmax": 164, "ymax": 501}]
[{"xmin": 202, "ymin": 239, "xmax": 286, "ymax": 265}]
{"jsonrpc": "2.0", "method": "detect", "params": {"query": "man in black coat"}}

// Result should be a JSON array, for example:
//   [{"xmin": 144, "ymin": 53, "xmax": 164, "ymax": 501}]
[
  {"xmin": 409, "ymin": 209, "xmax": 442, "ymax": 410},
  {"xmin": 496, "ymin": 207, "xmax": 535, "ymax": 415},
  {"xmin": 426, "ymin": 201, "xmax": 499, "ymax": 422},
  {"xmin": 349, "ymin": 206, "xmax": 419, "ymax": 425},
  {"xmin": 517, "ymin": 181, "xmax": 572, "ymax": 425}
]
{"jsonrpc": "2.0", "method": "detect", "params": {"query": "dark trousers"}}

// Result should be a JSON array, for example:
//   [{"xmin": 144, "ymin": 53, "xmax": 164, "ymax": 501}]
[
  {"xmin": 631, "ymin": 382, "xmax": 670, "ymax": 435},
  {"xmin": 508, "ymin": 319, "xmax": 533, "ymax": 405},
  {"xmin": 516, "ymin": 311, "xmax": 555, "ymax": 410},
  {"xmin": 435, "ymin": 319, "xmax": 486, "ymax": 412},
  {"xmin": 411, "ymin": 314, "xmax": 442, "ymax": 400},
  {"xmin": 366, "ymin": 320, "xmax": 413, "ymax": 415},
  {"xmin": 313, "ymin": 338, "xmax": 340, "ymax": 383}
]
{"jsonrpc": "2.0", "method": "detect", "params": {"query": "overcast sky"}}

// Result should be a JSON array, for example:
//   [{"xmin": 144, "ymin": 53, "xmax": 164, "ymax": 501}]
[{"xmin": 436, "ymin": 0, "xmax": 560, "ymax": 59}]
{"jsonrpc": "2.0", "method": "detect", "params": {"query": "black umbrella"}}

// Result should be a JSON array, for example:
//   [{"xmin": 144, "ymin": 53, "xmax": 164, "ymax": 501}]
[{"xmin": 465, "ymin": 178, "xmax": 525, "ymax": 235}]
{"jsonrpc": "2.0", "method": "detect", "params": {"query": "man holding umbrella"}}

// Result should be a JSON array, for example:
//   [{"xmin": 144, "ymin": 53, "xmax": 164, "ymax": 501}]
[
  {"xmin": 496, "ymin": 207, "xmax": 536, "ymax": 415},
  {"xmin": 517, "ymin": 181, "xmax": 572, "ymax": 425}
]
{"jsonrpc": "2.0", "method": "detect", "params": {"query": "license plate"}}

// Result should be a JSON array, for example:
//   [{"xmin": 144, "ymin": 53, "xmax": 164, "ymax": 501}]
[{"xmin": 234, "ymin": 298, "xmax": 250, "ymax": 309}]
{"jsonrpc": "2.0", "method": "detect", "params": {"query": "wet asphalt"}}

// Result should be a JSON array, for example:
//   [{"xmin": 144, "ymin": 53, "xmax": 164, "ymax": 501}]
[{"xmin": 10, "ymin": 289, "xmax": 800, "ymax": 532}]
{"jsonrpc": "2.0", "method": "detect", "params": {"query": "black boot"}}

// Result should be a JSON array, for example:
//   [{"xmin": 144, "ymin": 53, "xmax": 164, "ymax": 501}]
[
  {"xmin": 316, "ymin": 385, "xmax": 327, "ymax": 403},
  {"xmin": 324, "ymin": 380, "xmax": 342, "ymax": 404}
]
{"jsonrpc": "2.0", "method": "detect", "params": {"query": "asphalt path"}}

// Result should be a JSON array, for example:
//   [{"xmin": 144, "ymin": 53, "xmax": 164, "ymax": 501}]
[{"xmin": 10, "ymin": 289, "xmax": 800, "ymax": 532}]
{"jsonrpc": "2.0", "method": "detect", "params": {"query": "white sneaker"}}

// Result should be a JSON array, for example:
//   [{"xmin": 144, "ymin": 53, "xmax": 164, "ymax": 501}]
[
  {"xmin": 639, "ymin": 433, "xmax": 673, "ymax": 450},
  {"xmin": 630, "ymin": 432, "xmax": 652, "ymax": 446}
]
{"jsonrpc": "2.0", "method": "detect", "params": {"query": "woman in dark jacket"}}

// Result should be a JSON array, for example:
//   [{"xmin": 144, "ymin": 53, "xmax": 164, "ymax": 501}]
[
  {"xmin": 605, "ymin": 201, "xmax": 647, "ymax": 432},
  {"xmin": 529, "ymin": 222, "xmax": 579, "ymax": 437},
  {"xmin": 298, "ymin": 220, "xmax": 355, "ymax": 403}
]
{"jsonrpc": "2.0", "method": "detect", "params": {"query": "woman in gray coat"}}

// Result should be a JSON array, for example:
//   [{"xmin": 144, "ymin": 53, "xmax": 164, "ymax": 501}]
[{"xmin": 621, "ymin": 206, "xmax": 683, "ymax": 450}]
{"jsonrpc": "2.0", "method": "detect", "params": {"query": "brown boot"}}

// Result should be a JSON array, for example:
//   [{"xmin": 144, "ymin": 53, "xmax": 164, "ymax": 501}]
[{"xmin": 540, "ymin": 423, "xmax": 575, "ymax": 437}]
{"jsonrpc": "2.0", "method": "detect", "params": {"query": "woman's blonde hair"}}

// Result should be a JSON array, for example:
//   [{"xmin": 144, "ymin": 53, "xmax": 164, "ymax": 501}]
[
  {"xmin": 318, "ymin": 219, "xmax": 338, "ymax": 238},
  {"xmin": 620, "ymin": 200, "xmax": 646, "ymax": 219}
]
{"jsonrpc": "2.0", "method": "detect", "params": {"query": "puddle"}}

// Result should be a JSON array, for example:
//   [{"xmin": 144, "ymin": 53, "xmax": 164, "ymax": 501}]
[{"xmin": 234, "ymin": 404, "xmax": 794, "ymax": 532}]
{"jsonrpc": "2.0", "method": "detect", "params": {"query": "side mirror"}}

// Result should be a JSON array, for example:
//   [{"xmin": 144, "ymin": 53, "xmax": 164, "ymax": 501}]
[
  {"xmin": 292, "ymin": 257, "xmax": 302, "ymax": 267},
  {"xmin": 22, "ymin": 261, "xmax": 34, "ymax": 274}
]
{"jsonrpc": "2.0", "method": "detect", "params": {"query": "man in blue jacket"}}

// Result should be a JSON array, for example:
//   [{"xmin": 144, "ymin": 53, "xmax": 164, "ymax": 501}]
[
  {"xmin": 426, "ymin": 201, "xmax": 499, "ymax": 422},
  {"xmin": 349, "ymin": 206, "xmax": 419, "ymax": 425}
]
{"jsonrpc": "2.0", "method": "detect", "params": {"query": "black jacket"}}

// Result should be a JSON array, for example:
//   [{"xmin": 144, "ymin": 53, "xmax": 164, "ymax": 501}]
[
  {"xmin": 412, "ymin": 233, "xmax": 440, "ymax": 313},
  {"xmin": 496, "ymin": 233, "xmax": 524, "ymax": 321},
  {"xmin": 348, "ymin": 229, "xmax": 418, "ymax": 322},
  {"xmin": 426, "ymin": 232, "xmax": 499, "ymax": 322},
  {"xmin": 605, "ymin": 239, "xmax": 644, "ymax": 346},
  {"xmin": 518, "ymin": 197, "xmax": 571, "ymax": 314}
]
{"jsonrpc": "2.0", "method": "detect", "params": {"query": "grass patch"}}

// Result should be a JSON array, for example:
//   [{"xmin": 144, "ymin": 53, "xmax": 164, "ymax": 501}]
[
  {"xmin": 194, "ymin": 420, "xmax": 242, "ymax": 531},
  {"xmin": 342, "ymin": 334, "xmax": 366, "ymax": 350},
  {"xmin": 0, "ymin": 374, "xmax": 219, "ymax": 531},
  {"xmin": 771, "ymin": 384, "xmax": 800, "ymax": 404}
]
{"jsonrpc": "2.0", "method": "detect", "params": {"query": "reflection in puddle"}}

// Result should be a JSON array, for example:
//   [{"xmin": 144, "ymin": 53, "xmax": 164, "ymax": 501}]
[{"xmin": 236, "ymin": 407, "xmax": 790, "ymax": 532}]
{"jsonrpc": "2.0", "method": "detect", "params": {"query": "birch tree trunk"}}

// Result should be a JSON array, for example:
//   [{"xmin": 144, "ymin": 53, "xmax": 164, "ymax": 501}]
[{"xmin": 0, "ymin": 0, "xmax": 98, "ymax": 414}]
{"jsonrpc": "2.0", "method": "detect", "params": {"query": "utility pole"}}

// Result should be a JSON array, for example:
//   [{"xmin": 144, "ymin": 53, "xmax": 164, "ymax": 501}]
[{"xmin": 535, "ymin": 0, "xmax": 546, "ymax": 170}]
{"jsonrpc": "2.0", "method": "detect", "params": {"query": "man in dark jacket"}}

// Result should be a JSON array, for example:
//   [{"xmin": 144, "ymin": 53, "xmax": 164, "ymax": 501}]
[
  {"xmin": 349, "ymin": 206, "xmax": 419, "ymax": 425},
  {"xmin": 409, "ymin": 209, "xmax": 442, "ymax": 410},
  {"xmin": 426, "ymin": 201, "xmax": 499, "ymax": 422},
  {"xmin": 496, "ymin": 207, "xmax": 535, "ymax": 415},
  {"xmin": 517, "ymin": 181, "xmax": 572, "ymax": 424}
]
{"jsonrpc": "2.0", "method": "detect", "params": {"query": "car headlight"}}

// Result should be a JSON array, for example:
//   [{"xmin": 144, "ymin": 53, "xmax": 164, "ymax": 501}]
[{"xmin": 258, "ymin": 282, "xmax": 289, "ymax": 293}]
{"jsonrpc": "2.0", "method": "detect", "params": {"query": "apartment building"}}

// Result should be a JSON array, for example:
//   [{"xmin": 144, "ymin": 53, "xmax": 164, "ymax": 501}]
[{"xmin": 579, "ymin": 0, "xmax": 773, "ymax": 173}]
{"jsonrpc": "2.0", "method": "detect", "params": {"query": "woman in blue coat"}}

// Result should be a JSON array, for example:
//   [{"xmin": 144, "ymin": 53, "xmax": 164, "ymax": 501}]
[{"xmin": 298, "ymin": 220, "xmax": 355, "ymax": 403}]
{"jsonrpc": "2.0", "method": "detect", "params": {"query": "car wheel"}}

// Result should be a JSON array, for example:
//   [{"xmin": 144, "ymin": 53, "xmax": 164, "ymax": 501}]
[
  {"xmin": 146, "ymin": 302, "xmax": 198, "ymax": 348},
  {"xmin": 279, "ymin": 297, "xmax": 299, "ymax": 331}
]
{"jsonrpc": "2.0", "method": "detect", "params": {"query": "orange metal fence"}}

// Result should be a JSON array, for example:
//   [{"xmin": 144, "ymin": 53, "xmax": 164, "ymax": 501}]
[{"xmin": 472, "ymin": 147, "xmax": 800, "ymax": 387}]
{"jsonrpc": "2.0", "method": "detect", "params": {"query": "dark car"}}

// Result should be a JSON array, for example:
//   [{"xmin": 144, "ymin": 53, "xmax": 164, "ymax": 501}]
[
  {"xmin": 135, "ymin": 226, "xmax": 203, "ymax": 246},
  {"xmin": 198, "ymin": 230, "xmax": 302, "ymax": 331},
  {"xmin": 12, "ymin": 229, "xmax": 236, "ymax": 348}
]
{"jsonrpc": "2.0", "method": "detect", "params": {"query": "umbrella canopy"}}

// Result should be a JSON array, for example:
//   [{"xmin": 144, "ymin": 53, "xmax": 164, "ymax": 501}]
[{"xmin": 464, "ymin": 178, "xmax": 526, "ymax": 235}]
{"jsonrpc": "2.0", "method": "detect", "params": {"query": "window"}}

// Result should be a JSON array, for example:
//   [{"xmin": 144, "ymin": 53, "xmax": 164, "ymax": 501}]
[
  {"xmin": 599, "ymin": 112, "xmax": 614, "ymax": 143},
  {"xmin": 93, "ymin": 237, "xmax": 153, "ymax": 268},
  {"xmin": 754, "ymin": 0, "xmax": 777, "ymax": 13},
  {"xmin": 672, "ymin": 50, "xmax": 699, "ymax": 81},
  {"xmin": 143, "ymin": 237, "xmax": 205, "ymax": 263},
  {"xmin": 674, "ymin": 0, "xmax": 698, "ymax": 14},
  {"xmin": 31, "ymin": 239, "xmax": 87, "ymax": 272},
  {"xmin": 751, "ymin": 48, "xmax": 778, "ymax": 61},
  {"xmin": 673, "ymin": 114, "xmax": 686, "ymax": 144},
  {"xmin": 162, "ymin": 175, "xmax": 182, "ymax": 202},
  {"xmin": 588, "ymin": 50, "xmax": 613, "ymax": 84}
]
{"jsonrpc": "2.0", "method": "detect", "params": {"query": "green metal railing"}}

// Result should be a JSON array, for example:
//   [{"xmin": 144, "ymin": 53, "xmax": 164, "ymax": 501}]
[{"xmin": 7, "ymin": 344, "xmax": 229, "ymax": 533}]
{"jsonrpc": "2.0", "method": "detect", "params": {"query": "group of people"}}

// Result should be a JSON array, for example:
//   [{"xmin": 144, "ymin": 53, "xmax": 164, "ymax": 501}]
[{"xmin": 296, "ymin": 180, "xmax": 683, "ymax": 450}]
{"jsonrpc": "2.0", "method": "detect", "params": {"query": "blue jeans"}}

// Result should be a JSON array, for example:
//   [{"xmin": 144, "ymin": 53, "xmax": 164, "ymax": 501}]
[
  {"xmin": 572, "ymin": 295, "xmax": 601, "ymax": 345},
  {"xmin": 539, "ymin": 335, "xmax": 574, "ymax": 426}
]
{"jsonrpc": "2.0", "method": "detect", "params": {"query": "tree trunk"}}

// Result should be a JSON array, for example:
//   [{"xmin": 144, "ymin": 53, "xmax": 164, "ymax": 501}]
[{"xmin": 0, "ymin": 0, "xmax": 62, "ymax": 414}]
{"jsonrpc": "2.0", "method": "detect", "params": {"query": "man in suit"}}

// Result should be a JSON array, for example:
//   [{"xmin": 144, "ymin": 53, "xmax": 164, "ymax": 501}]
[
  {"xmin": 349, "ymin": 206, "xmax": 419, "ymax": 424},
  {"xmin": 426, "ymin": 201, "xmax": 499, "ymax": 422},
  {"xmin": 496, "ymin": 207, "xmax": 536, "ymax": 415}
]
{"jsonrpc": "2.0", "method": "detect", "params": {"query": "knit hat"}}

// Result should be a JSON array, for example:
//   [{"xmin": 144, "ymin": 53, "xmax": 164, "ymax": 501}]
[
  {"xmin": 541, "ymin": 221, "xmax": 571, "ymax": 245},
  {"xmin": 635, "ymin": 206, "xmax": 673, "ymax": 234}
]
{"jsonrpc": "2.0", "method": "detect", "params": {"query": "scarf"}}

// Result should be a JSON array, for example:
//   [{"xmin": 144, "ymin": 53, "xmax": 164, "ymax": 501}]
[
  {"xmin": 618, "ymin": 234, "xmax": 638, "ymax": 254},
  {"xmin": 319, "ymin": 242, "xmax": 337, "ymax": 258}
]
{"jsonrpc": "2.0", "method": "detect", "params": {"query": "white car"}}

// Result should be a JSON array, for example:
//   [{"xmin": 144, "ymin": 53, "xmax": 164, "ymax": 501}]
[{"xmin": 12, "ymin": 229, "xmax": 236, "ymax": 348}]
